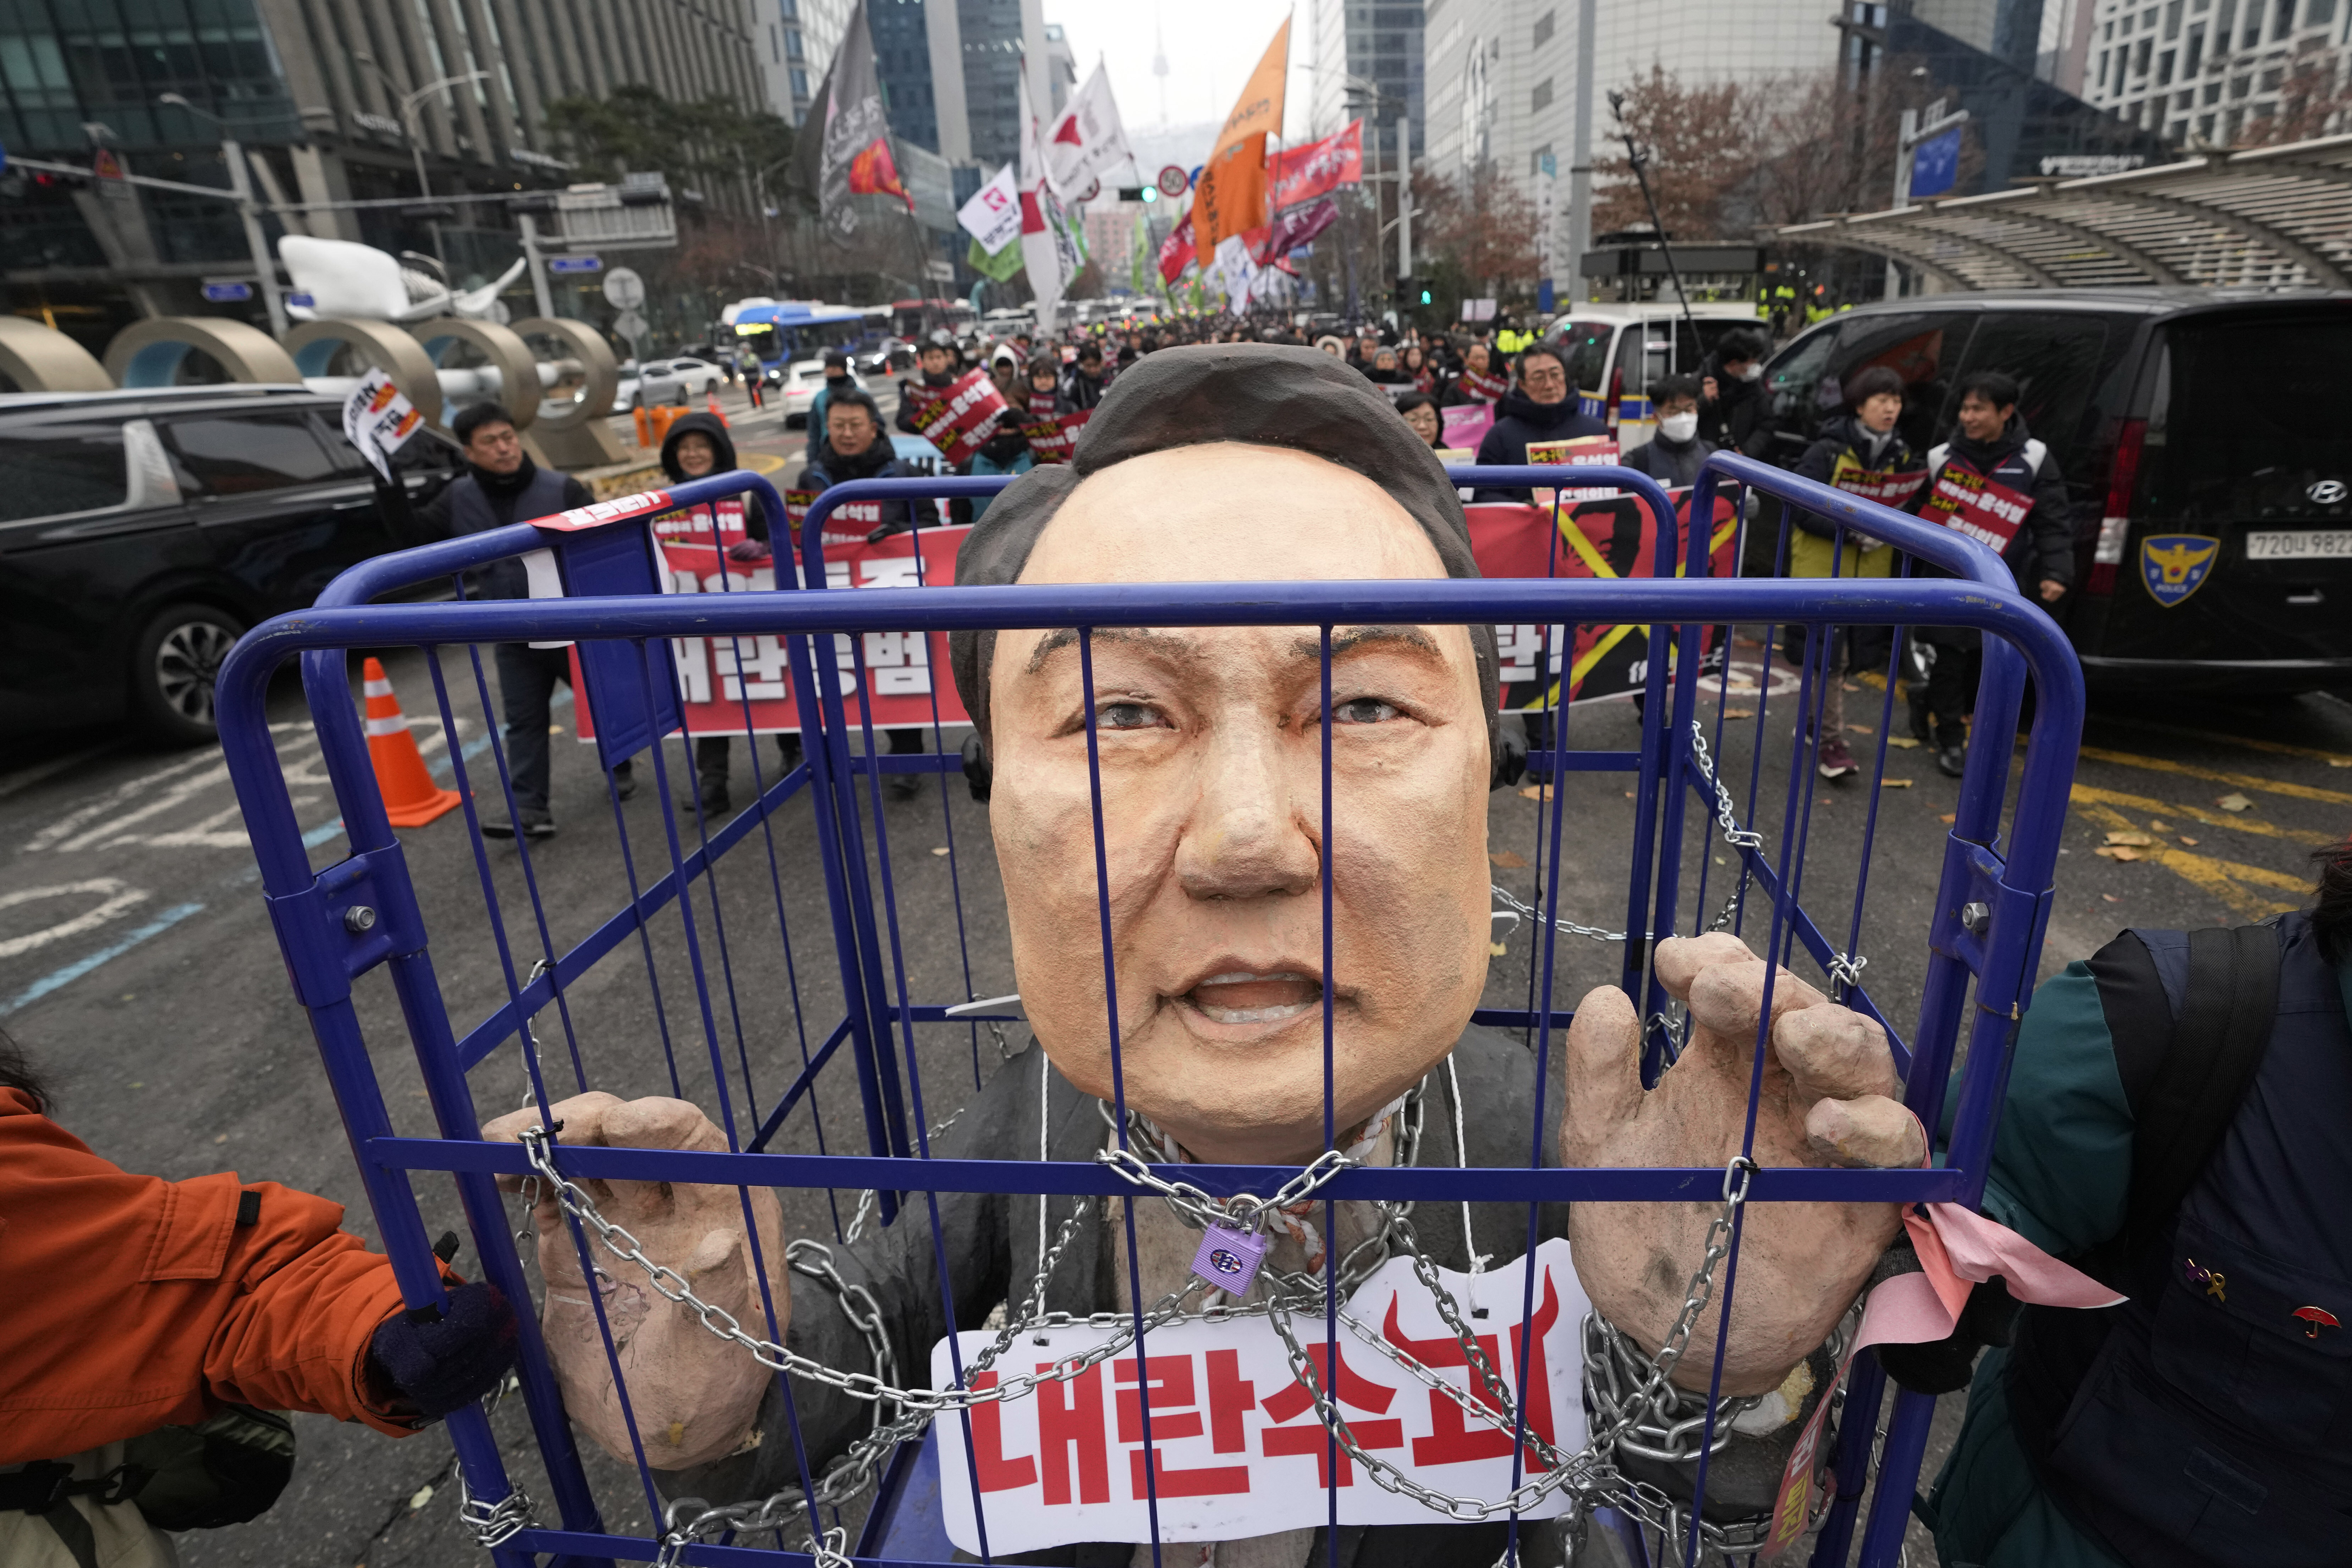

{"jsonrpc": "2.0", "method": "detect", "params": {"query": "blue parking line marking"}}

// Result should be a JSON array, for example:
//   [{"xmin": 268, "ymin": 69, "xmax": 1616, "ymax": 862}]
[{"xmin": 1, "ymin": 902, "xmax": 206, "ymax": 1016}]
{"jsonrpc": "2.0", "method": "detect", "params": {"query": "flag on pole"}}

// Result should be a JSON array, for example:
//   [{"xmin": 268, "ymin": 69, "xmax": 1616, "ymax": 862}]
[
  {"xmin": 1042, "ymin": 62, "xmax": 1134, "ymax": 201},
  {"xmin": 788, "ymin": 0, "xmax": 906, "ymax": 243},
  {"xmin": 1269, "ymin": 120, "xmax": 1362, "ymax": 211},
  {"xmin": 1194, "ymin": 16, "xmax": 1288, "ymax": 252},
  {"xmin": 967, "ymin": 233, "xmax": 1024, "ymax": 281},
  {"xmin": 1019, "ymin": 73, "xmax": 1079, "ymax": 331},
  {"xmin": 957, "ymin": 163, "xmax": 1021, "ymax": 253},
  {"xmin": 1157, "ymin": 207, "xmax": 1195, "ymax": 285}
]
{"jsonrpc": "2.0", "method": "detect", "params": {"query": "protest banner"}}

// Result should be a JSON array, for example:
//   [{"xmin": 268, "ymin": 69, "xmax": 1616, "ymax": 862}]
[
  {"xmin": 1452, "ymin": 367, "xmax": 1507, "ymax": 402},
  {"xmin": 902, "ymin": 367, "xmax": 1011, "ymax": 465},
  {"xmin": 1828, "ymin": 452, "xmax": 1930, "ymax": 506},
  {"xmin": 1919, "ymin": 456, "xmax": 2033, "ymax": 551},
  {"xmin": 1525, "ymin": 434, "xmax": 1620, "ymax": 503},
  {"xmin": 933, "ymin": 1242, "xmax": 1586, "ymax": 1552},
  {"xmin": 572, "ymin": 514, "xmax": 970, "ymax": 740},
  {"xmin": 1466, "ymin": 485, "xmax": 1740, "ymax": 709},
  {"xmin": 339, "ymin": 367, "xmax": 422, "ymax": 482},
  {"xmin": 1022, "ymin": 408, "xmax": 1091, "ymax": 463},
  {"xmin": 1440, "ymin": 401, "xmax": 1494, "ymax": 452}
]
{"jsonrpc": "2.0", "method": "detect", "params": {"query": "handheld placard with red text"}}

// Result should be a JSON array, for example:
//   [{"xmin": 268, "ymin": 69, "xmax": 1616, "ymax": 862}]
[
  {"xmin": 1524, "ymin": 435, "xmax": 1621, "ymax": 503},
  {"xmin": 1919, "ymin": 456, "xmax": 2033, "ymax": 551},
  {"xmin": 1827, "ymin": 452, "xmax": 1928, "ymax": 507},
  {"xmin": 933, "ymin": 1240, "xmax": 1588, "ymax": 1552},
  {"xmin": 902, "ymin": 367, "xmax": 1012, "ymax": 465},
  {"xmin": 1022, "ymin": 409, "xmax": 1092, "ymax": 464}
]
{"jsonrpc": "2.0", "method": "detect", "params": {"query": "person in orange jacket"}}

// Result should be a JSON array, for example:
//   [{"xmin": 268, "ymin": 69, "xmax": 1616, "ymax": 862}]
[{"xmin": 0, "ymin": 1030, "xmax": 516, "ymax": 1563}]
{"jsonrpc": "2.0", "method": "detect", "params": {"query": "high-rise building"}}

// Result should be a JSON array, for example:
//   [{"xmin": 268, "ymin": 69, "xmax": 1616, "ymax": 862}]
[
  {"xmin": 767, "ymin": 0, "xmax": 855, "ymax": 125},
  {"xmin": 1043, "ymin": 21, "xmax": 1079, "ymax": 115},
  {"xmin": 2079, "ymin": 0, "xmax": 2351, "ymax": 146},
  {"xmin": 1310, "ymin": 0, "xmax": 1428, "ymax": 160},
  {"xmin": 1423, "ymin": 0, "xmax": 1841, "ymax": 192},
  {"xmin": 863, "ymin": 0, "xmax": 1050, "ymax": 172},
  {"xmin": 0, "ymin": 0, "xmax": 768, "ymax": 327}
]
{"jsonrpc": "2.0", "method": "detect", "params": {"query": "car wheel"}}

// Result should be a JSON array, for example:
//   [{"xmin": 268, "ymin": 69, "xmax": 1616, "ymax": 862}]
[{"xmin": 129, "ymin": 602, "xmax": 244, "ymax": 745}]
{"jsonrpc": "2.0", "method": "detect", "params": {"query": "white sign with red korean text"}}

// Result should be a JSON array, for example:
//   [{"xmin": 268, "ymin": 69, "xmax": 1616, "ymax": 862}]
[{"xmin": 932, "ymin": 1239, "xmax": 1588, "ymax": 1553}]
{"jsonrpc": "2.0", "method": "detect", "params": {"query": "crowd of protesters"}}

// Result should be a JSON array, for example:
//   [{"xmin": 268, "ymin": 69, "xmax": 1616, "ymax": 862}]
[{"xmin": 774, "ymin": 305, "xmax": 2068, "ymax": 796}]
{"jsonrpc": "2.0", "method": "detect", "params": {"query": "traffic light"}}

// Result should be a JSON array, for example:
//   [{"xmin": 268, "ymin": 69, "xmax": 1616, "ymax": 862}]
[
  {"xmin": 1116, "ymin": 185, "xmax": 1159, "ymax": 204},
  {"xmin": 1399, "ymin": 276, "xmax": 1431, "ymax": 306}
]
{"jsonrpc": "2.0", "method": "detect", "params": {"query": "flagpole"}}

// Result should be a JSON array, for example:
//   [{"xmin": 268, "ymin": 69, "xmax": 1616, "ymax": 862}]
[{"xmin": 888, "ymin": 126, "xmax": 939, "ymax": 342}]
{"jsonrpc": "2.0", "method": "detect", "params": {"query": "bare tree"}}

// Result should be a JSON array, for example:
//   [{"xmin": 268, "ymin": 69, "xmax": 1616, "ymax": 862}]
[{"xmin": 2241, "ymin": 40, "xmax": 2352, "ymax": 144}]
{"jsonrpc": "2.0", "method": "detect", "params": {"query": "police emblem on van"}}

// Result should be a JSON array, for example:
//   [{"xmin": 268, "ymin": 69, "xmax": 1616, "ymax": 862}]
[{"xmin": 2141, "ymin": 535, "xmax": 2220, "ymax": 608}]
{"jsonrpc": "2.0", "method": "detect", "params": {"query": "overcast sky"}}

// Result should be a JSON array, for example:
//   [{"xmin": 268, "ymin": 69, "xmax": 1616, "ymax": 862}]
[{"xmin": 1043, "ymin": 0, "xmax": 1320, "ymax": 154}]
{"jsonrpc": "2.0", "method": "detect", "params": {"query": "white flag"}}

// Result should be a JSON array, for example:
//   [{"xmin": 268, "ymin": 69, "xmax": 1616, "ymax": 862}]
[
  {"xmin": 1041, "ymin": 62, "xmax": 1133, "ymax": 201},
  {"xmin": 956, "ymin": 163, "xmax": 1022, "ymax": 253},
  {"xmin": 1214, "ymin": 232, "xmax": 1260, "ymax": 310},
  {"xmin": 1019, "ymin": 75, "xmax": 1072, "ymax": 331}
]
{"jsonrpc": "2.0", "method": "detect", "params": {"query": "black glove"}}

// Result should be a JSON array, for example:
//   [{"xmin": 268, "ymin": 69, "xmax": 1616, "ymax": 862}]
[
  {"xmin": 1869, "ymin": 1239, "xmax": 2020, "ymax": 1396},
  {"xmin": 365, "ymin": 1281, "xmax": 518, "ymax": 1420}
]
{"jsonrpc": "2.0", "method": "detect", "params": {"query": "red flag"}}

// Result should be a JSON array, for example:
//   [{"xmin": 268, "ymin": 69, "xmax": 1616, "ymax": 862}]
[
  {"xmin": 848, "ymin": 138, "xmax": 913, "ymax": 212},
  {"xmin": 1268, "ymin": 121, "xmax": 1362, "ymax": 211},
  {"xmin": 1157, "ymin": 210, "xmax": 1195, "ymax": 285}
]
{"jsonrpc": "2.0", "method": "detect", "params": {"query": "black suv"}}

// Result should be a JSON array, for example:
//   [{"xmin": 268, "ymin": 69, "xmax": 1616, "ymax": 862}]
[
  {"xmin": 0, "ymin": 385, "xmax": 463, "ymax": 743},
  {"xmin": 1756, "ymin": 289, "xmax": 2352, "ymax": 694}
]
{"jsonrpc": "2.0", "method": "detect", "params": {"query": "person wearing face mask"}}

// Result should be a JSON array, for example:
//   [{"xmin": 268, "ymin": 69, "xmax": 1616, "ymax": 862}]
[
  {"xmin": 1698, "ymin": 328, "xmax": 1772, "ymax": 456},
  {"xmin": 1468, "ymin": 343, "xmax": 1609, "ymax": 502},
  {"xmin": 1782, "ymin": 367, "xmax": 1924, "ymax": 782},
  {"xmin": 1621, "ymin": 373, "xmax": 1715, "ymax": 489},
  {"xmin": 657, "ymin": 412, "xmax": 802, "ymax": 814},
  {"xmin": 954, "ymin": 347, "xmax": 1035, "ymax": 526}
]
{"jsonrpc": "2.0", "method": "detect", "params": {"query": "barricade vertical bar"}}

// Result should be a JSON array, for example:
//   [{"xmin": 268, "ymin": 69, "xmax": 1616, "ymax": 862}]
[
  {"xmin": 1320, "ymin": 626, "xmax": 1340, "ymax": 1566},
  {"xmin": 799, "ymin": 491, "xmax": 916, "ymax": 1192},
  {"xmin": 1082, "ymin": 627, "xmax": 1167, "ymax": 1567},
  {"xmin": 1858, "ymin": 1386, "xmax": 1938, "ymax": 1561},
  {"xmin": 1807, "ymin": 1349, "xmax": 1885, "ymax": 1567}
]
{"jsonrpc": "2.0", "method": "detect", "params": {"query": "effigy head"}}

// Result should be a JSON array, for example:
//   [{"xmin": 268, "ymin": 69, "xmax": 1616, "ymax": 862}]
[{"xmin": 950, "ymin": 346, "xmax": 1503, "ymax": 1166}]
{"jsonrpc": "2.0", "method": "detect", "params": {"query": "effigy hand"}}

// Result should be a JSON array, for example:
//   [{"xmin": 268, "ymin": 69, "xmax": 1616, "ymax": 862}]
[
  {"xmin": 482, "ymin": 1093, "xmax": 787, "ymax": 1468},
  {"xmin": 1562, "ymin": 933, "xmax": 1925, "ymax": 1396}
]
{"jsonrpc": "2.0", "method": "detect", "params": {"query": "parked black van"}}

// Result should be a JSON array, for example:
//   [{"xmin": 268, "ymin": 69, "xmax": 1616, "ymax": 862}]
[
  {"xmin": 0, "ymin": 385, "xmax": 462, "ymax": 743},
  {"xmin": 1755, "ymin": 289, "xmax": 2352, "ymax": 694}
]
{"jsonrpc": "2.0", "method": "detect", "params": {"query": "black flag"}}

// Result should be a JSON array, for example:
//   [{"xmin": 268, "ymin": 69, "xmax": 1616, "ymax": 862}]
[{"xmin": 788, "ymin": 0, "xmax": 906, "ymax": 246}]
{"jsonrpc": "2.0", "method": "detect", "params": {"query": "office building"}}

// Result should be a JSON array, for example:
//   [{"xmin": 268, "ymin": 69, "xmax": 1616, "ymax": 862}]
[
  {"xmin": 1423, "ymin": 0, "xmax": 1840, "ymax": 189},
  {"xmin": 1, "ymin": 0, "xmax": 770, "ymax": 328},
  {"xmin": 1309, "ymin": 0, "xmax": 1427, "ymax": 160},
  {"xmin": 2079, "ymin": 0, "xmax": 2351, "ymax": 145},
  {"xmin": 768, "ymin": 0, "xmax": 855, "ymax": 124},
  {"xmin": 865, "ymin": 0, "xmax": 1051, "ymax": 172}
]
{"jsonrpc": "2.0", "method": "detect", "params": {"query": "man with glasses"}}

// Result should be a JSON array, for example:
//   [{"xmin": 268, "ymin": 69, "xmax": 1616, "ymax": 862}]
[{"xmin": 1469, "ymin": 342, "xmax": 1608, "ymax": 502}]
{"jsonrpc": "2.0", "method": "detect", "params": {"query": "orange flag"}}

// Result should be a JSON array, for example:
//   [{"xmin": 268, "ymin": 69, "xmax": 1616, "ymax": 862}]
[{"xmin": 1194, "ymin": 16, "xmax": 1289, "ymax": 252}]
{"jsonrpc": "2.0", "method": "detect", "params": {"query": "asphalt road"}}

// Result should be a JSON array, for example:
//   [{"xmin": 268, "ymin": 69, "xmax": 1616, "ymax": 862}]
[{"xmin": 6, "ymin": 397, "xmax": 2349, "ymax": 1565}]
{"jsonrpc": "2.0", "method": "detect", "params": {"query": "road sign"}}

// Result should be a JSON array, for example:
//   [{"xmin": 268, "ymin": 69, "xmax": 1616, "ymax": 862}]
[
  {"xmin": 549, "ymin": 255, "xmax": 601, "ymax": 275},
  {"xmin": 1156, "ymin": 164, "xmax": 1188, "ymax": 198},
  {"xmin": 601, "ymin": 266, "xmax": 645, "ymax": 309},
  {"xmin": 200, "ymin": 281, "xmax": 253, "ymax": 303},
  {"xmin": 612, "ymin": 309, "xmax": 649, "ymax": 342},
  {"xmin": 1078, "ymin": 177, "xmax": 1100, "ymax": 203}
]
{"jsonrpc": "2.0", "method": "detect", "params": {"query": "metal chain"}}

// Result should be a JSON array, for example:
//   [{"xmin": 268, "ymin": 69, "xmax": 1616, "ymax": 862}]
[
  {"xmin": 454, "ymin": 1473, "xmax": 535, "ymax": 1549},
  {"xmin": 519, "ymin": 1126, "xmax": 1784, "ymax": 1554}
]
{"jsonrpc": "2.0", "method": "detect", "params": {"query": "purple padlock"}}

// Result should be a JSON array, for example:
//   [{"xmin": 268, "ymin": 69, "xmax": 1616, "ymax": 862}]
[{"xmin": 1191, "ymin": 1223, "xmax": 1266, "ymax": 1295}]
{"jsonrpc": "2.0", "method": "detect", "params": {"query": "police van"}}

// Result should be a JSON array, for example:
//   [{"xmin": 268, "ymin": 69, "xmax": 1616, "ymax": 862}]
[
  {"xmin": 1543, "ymin": 302, "xmax": 1770, "ymax": 451},
  {"xmin": 1756, "ymin": 289, "xmax": 2352, "ymax": 694}
]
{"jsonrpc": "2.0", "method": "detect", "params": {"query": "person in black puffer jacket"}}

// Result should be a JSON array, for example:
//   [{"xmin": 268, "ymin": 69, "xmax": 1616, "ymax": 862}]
[
  {"xmin": 1469, "ymin": 342, "xmax": 1609, "ymax": 501},
  {"xmin": 1907, "ymin": 370, "xmax": 2075, "ymax": 778},
  {"xmin": 789, "ymin": 389, "xmax": 928, "ymax": 799},
  {"xmin": 1697, "ymin": 327, "xmax": 1772, "ymax": 456}
]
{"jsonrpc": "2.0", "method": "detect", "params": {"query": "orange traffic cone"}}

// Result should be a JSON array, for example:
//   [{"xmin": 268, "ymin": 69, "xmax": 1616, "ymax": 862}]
[
  {"xmin": 363, "ymin": 659, "xmax": 462, "ymax": 827},
  {"xmin": 634, "ymin": 406, "xmax": 653, "ymax": 447},
  {"xmin": 707, "ymin": 390, "xmax": 729, "ymax": 426}
]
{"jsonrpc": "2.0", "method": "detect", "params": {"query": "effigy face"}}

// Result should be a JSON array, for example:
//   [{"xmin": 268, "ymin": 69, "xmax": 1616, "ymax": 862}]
[{"xmin": 984, "ymin": 442, "xmax": 1495, "ymax": 1167}]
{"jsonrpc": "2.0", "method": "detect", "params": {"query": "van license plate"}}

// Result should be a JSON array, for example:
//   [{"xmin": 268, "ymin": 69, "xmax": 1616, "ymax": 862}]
[{"xmin": 2245, "ymin": 531, "xmax": 2352, "ymax": 561}]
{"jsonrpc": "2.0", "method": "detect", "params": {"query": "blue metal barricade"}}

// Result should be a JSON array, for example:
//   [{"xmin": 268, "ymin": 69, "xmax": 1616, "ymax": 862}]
[{"xmin": 214, "ymin": 457, "xmax": 2082, "ymax": 1568}]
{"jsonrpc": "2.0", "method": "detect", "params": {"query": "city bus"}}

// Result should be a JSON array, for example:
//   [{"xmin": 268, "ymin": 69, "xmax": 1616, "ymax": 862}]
[{"xmin": 724, "ymin": 299, "xmax": 871, "ymax": 383}]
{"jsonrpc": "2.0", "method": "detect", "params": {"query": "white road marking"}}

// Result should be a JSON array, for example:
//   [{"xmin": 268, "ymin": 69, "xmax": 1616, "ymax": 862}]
[
  {"xmin": 22, "ymin": 750, "xmax": 227, "ymax": 851},
  {"xmin": 0, "ymin": 880, "xmax": 150, "ymax": 959},
  {"xmin": 113, "ymin": 802, "xmax": 253, "ymax": 850}
]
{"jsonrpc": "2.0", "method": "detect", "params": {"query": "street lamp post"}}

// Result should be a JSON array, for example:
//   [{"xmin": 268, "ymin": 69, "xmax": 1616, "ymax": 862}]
[
  {"xmin": 157, "ymin": 93, "xmax": 287, "ymax": 336},
  {"xmin": 1343, "ymin": 76, "xmax": 1413, "ymax": 315},
  {"xmin": 353, "ymin": 56, "xmax": 491, "ymax": 269}
]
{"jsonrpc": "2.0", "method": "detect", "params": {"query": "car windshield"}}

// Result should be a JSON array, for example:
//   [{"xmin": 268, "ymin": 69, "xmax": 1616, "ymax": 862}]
[{"xmin": 2142, "ymin": 313, "xmax": 2352, "ymax": 522}]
